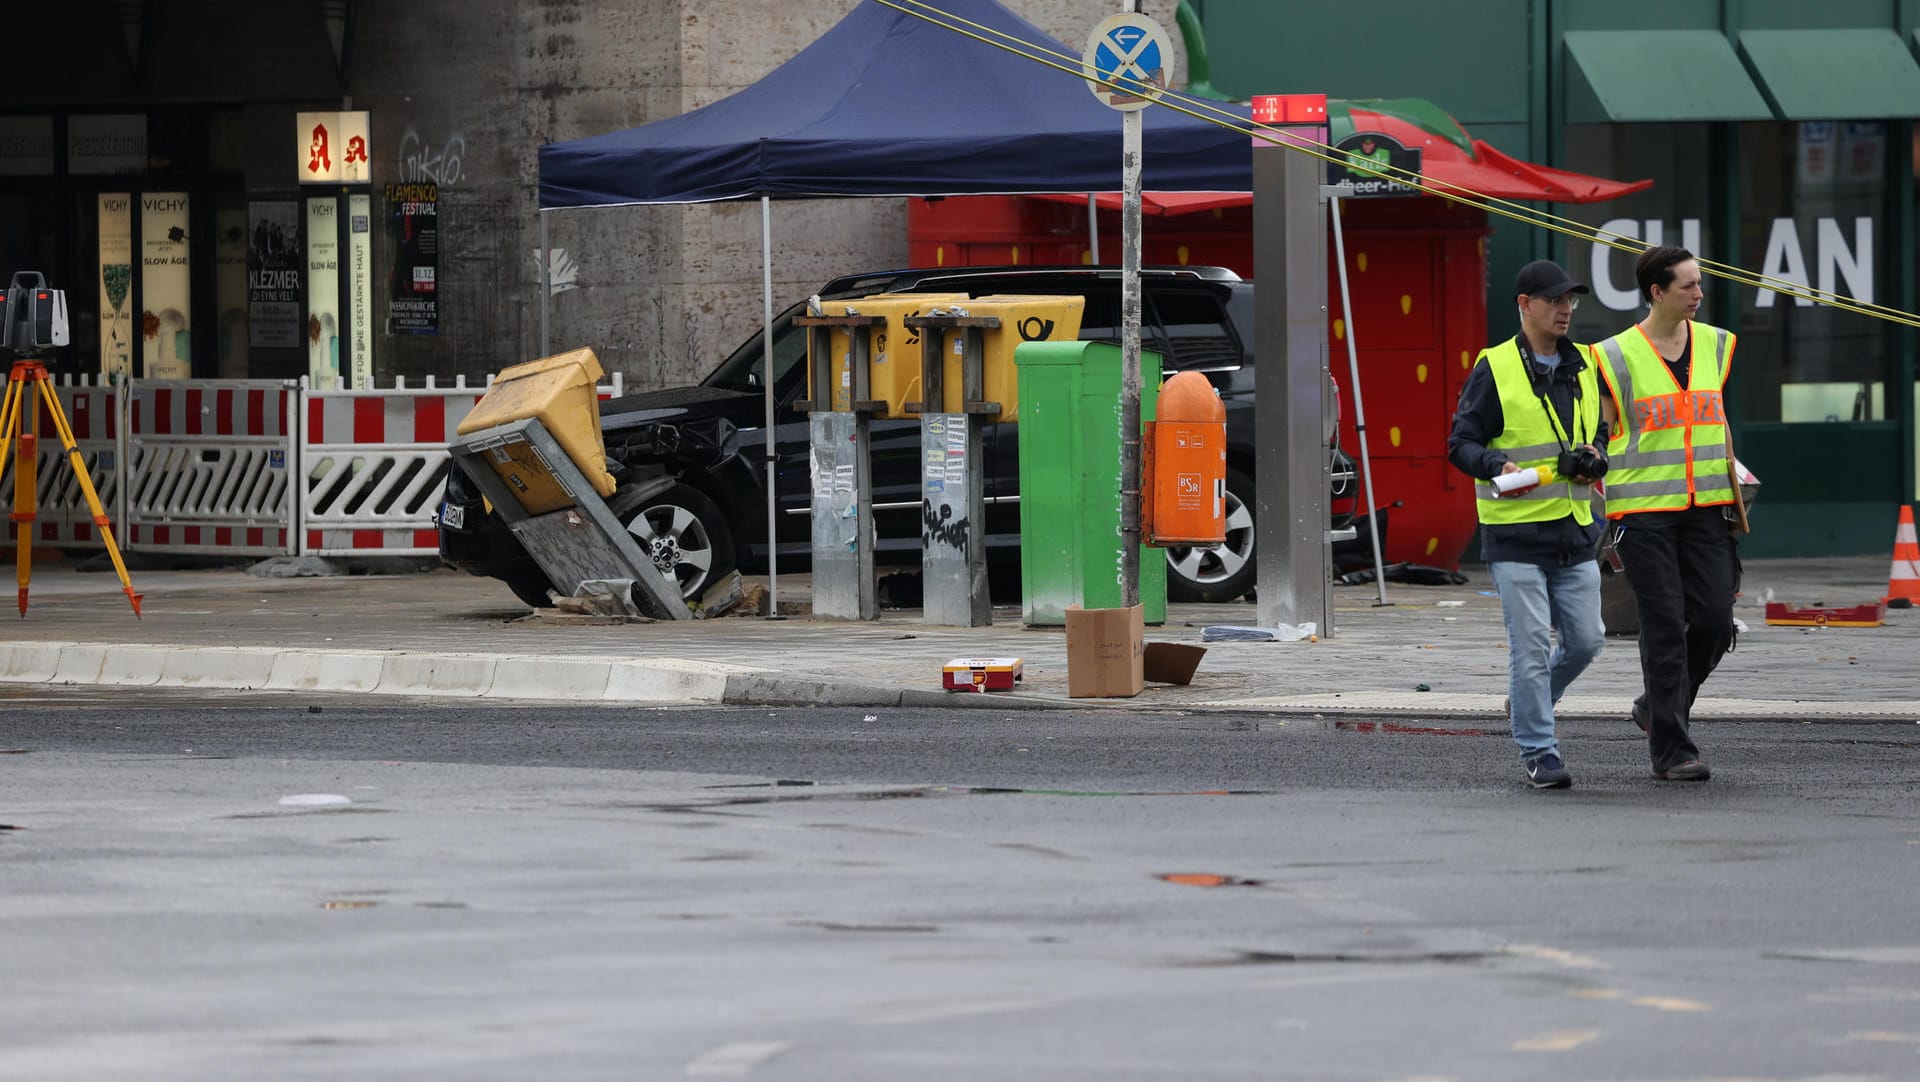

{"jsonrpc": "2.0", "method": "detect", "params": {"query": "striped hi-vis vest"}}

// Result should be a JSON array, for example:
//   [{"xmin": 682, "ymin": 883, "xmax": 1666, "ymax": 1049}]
[
  {"xmin": 1590, "ymin": 321, "xmax": 1736, "ymax": 517},
  {"xmin": 1471, "ymin": 338, "xmax": 1602, "ymax": 527}
]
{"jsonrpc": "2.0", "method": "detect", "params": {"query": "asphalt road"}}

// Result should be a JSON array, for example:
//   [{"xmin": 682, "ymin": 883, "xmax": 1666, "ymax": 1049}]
[{"xmin": 4, "ymin": 689, "xmax": 1919, "ymax": 1081}]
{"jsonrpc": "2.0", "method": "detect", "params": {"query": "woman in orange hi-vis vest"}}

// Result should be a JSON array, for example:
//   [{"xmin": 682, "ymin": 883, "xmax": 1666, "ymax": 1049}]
[{"xmin": 1589, "ymin": 246, "xmax": 1738, "ymax": 783}]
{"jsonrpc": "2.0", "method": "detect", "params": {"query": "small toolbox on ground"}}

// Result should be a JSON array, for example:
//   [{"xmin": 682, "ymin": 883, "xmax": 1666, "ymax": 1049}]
[
  {"xmin": 1762, "ymin": 601, "xmax": 1887, "ymax": 628},
  {"xmin": 942, "ymin": 657, "xmax": 1024, "ymax": 692}
]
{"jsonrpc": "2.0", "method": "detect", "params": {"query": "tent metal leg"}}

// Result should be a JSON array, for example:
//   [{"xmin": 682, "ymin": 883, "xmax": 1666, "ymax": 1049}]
[
  {"xmin": 1087, "ymin": 193, "xmax": 1100, "ymax": 264},
  {"xmin": 539, "ymin": 210, "xmax": 551, "ymax": 358},
  {"xmin": 761, "ymin": 195, "xmax": 782, "ymax": 618},
  {"xmin": 1329, "ymin": 193, "xmax": 1389, "ymax": 606}
]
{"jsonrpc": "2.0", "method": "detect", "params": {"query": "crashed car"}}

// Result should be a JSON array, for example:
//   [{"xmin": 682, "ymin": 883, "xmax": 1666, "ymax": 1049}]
[{"xmin": 438, "ymin": 265, "xmax": 1360, "ymax": 607}]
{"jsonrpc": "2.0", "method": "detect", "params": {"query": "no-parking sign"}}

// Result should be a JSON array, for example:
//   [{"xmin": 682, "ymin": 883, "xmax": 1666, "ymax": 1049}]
[{"xmin": 1083, "ymin": 13, "xmax": 1172, "ymax": 112}]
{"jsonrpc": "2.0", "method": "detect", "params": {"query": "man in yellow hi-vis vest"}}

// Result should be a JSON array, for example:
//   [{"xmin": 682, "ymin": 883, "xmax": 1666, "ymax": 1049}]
[
  {"xmin": 1448, "ymin": 260, "xmax": 1608, "ymax": 789},
  {"xmin": 1590, "ymin": 246, "xmax": 1737, "ymax": 783}
]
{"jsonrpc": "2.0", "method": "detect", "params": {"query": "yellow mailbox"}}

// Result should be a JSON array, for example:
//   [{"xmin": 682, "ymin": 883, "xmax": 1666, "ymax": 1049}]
[
  {"xmin": 456, "ymin": 347, "xmax": 617, "ymax": 507},
  {"xmin": 805, "ymin": 292, "xmax": 967, "ymax": 413},
  {"xmin": 931, "ymin": 294, "xmax": 1085, "ymax": 422}
]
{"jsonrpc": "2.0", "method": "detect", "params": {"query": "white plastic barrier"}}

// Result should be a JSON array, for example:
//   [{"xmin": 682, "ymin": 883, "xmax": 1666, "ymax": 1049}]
[
  {"xmin": 301, "ymin": 377, "xmax": 487, "ymax": 556},
  {"xmin": 122, "ymin": 379, "xmax": 298, "ymax": 555},
  {"xmin": 1, "ymin": 371, "xmax": 625, "ymax": 560}
]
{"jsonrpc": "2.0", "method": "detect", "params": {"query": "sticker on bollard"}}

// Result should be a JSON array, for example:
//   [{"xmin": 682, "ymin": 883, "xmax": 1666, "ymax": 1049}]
[{"xmin": 942, "ymin": 657, "xmax": 1025, "ymax": 692}]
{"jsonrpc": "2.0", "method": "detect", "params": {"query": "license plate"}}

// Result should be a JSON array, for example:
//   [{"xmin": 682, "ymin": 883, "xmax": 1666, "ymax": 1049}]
[{"xmin": 440, "ymin": 502, "xmax": 465, "ymax": 530}]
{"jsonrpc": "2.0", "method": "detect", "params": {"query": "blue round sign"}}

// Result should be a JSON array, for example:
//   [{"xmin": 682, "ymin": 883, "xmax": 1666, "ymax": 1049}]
[{"xmin": 1084, "ymin": 13, "xmax": 1172, "ymax": 112}]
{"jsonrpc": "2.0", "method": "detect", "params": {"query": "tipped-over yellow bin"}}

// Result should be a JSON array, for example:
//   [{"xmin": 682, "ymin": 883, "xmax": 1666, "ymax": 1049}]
[
  {"xmin": 926, "ymin": 294, "xmax": 1084, "ymax": 422},
  {"xmin": 457, "ymin": 347, "xmax": 617, "ymax": 502},
  {"xmin": 807, "ymin": 293, "xmax": 966, "ymax": 414}
]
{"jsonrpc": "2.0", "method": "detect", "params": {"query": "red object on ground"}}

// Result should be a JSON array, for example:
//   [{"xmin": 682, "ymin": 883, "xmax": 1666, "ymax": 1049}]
[{"xmin": 1763, "ymin": 601, "xmax": 1888, "ymax": 628}]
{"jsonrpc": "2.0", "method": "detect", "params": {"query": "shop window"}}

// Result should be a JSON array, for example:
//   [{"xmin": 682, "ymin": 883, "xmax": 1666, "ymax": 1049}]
[
  {"xmin": 1738, "ymin": 121, "xmax": 1890, "ymax": 423},
  {"xmin": 1561, "ymin": 123, "xmax": 1715, "ymax": 345}
]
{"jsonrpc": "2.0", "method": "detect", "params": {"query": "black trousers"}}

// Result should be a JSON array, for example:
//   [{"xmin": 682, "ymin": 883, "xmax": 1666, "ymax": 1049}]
[{"xmin": 1618, "ymin": 505, "xmax": 1736, "ymax": 770}]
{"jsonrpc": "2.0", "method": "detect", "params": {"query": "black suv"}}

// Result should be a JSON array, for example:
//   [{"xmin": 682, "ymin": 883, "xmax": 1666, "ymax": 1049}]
[{"xmin": 438, "ymin": 265, "xmax": 1358, "ymax": 607}]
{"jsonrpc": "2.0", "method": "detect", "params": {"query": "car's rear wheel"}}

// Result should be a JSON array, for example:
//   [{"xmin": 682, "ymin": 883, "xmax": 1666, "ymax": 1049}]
[
  {"xmin": 1165, "ymin": 467, "xmax": 1255, "ymax": 603},
  {"xmin": 625, "ymin": 483, "xmax": 737, "ymax": 601}
]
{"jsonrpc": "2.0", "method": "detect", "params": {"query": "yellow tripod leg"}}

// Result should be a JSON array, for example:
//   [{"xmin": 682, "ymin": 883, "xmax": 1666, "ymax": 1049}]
[
  {"xmin": 34, "ymin": 376, "xmax": 141, "ymax": 619},
  {"xmin": 13, "ymin": 368, "xmax": 38, "ymax": 616},
  {"xmin": 0, "ymin": 372, "xmax": 19, "ymax": 614},
  {"xmin": 0, "ymin": 372, "xmax": 23, "ymax": 470}
]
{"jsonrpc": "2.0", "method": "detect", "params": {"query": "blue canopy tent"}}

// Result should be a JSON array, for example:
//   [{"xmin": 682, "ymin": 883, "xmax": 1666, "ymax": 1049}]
[
  {"xmin": 536, "ymin": 0, "xmax": 1251, "ymax": 208},
  {"xmin": 534, "ymin": 0, "xmax": 1253, "ymax": 608}
]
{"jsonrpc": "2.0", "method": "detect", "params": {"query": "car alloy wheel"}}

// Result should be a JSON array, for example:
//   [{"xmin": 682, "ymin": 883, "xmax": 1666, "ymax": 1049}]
[{"xmin": 623, "ymin": 483, "xmax": 736, "ymax": 601}]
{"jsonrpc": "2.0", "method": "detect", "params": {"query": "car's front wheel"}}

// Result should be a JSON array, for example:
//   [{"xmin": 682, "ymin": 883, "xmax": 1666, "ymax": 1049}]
[
  {"xmin": 1165, "ymin": 467, "xmax": 1256, "ymax": 603},
  {"xmin": 624, "ymin": 483, "xmax": 737, "ymax": 602}
]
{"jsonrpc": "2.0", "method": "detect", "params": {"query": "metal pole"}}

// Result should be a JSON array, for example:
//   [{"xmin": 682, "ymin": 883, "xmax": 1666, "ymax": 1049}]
[
  {"xmin": 1119, "ymin": 108, "xmax": 1142, "ymax": 609},
  {"xmin": 1088, "ymin": 193, "xmax": 1101, "ymax": 264},
  {"xmin": 538, "ymin": 210, "xmax": 550, "ymax": 358},
  {"xmin": 761, "ymin": 195, "xmax": 781, "ymax": 618},
  {"xmin": 1328, "ymin": 193, "xmax": 1390, "ymax": 605}
]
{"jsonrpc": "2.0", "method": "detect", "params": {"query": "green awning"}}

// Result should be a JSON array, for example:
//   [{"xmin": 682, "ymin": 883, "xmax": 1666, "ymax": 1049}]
[
  {"xmin": 1564, "ymin": 30, "xmax": 1772, "ymax": 123},
  {"xmin": 1740, "ymin": 29, "xmax": 1920, "ymax": 120}
]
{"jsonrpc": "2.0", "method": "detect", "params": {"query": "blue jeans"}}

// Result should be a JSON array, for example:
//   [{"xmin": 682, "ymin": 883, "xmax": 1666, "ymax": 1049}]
[{"xmin": 1488, "ymin": 560, "xmax": 1605, "ymax": 763}]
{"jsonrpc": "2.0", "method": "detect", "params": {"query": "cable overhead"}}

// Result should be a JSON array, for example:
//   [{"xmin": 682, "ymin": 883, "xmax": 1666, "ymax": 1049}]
[{"xmin": 876, "ymin": 0, "xmax": 1920, "ymax": 330}]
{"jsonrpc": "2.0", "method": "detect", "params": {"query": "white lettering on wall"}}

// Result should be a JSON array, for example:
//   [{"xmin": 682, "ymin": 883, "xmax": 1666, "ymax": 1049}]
[
  {"xmin": 1592, "ymin": 217, "xmax": 1875, "ymax": 311},
  {"xmin": 1592, "ymin": 218, "xmax": 1642, "ymax": 311},
  {"xmin": 1818, "ymin": 217, "xmax": 1871, "ymax": 305},
  {"xmin": 1591, "ymin": 218, "xmax": 1706, "ymax": 310},
  {"xmin": 1755, "ymin": 218, "xmax": 1811, "ymax": 308},
  {"xmin": 1754, "ymin": 217, "xmax": 1873, "ymax": 308}
]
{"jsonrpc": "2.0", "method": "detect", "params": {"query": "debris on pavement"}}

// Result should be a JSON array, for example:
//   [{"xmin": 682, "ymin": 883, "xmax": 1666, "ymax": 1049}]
[{"xmin": 1202, "ymin": 623, "xmax": 1316, "ymax": 643}]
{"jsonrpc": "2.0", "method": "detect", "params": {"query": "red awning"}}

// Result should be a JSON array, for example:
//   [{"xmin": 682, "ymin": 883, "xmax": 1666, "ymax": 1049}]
[
  {"xmin": 1032, "ymin": 99, "xmax": 1650, "ymax": 217},
  {"xmin": 1027, "ymin": 191, "xmax": 1256, "ymax": 216}
]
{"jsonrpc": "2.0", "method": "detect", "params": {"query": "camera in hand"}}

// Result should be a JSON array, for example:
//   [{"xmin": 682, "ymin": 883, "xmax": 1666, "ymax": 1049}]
[{"xmin": 1557, "ymin": 446, "xmax": 1607, "ymax": 481}]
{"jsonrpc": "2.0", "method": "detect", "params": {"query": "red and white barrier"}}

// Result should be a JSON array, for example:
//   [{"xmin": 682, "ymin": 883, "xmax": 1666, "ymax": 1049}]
[
  {"xmin": 301, "ymin": 379, "xmax": 488, "ymax": 557},
  {"xmin": 3, "ymin": 371, "xmax": 624, "ymax": 561},
  {"xmin": 123, "ymin": 379, "xmax": 297, "ymax": 556}
]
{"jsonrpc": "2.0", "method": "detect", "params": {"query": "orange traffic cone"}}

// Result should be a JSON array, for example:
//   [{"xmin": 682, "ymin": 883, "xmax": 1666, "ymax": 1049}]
[{"xmin": 1887, "ymin": 504, "xmax": 1920, "ymax": 609}]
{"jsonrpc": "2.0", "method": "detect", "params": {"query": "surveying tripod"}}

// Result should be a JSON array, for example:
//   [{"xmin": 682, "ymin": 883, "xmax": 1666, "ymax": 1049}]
[{"xmin": 0, "ymin": 360, "xmax": 141, "ymax": 617}]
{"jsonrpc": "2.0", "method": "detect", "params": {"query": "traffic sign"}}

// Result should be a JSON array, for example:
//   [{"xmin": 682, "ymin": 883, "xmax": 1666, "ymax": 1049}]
[{"xmin": 1083, "ymin": 13, "xmax": 1172, "ymax": 112}]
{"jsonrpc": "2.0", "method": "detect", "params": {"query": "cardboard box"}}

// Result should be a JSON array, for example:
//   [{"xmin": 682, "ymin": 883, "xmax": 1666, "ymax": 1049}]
[
  {"xmin": 942, "ymin": 657, "xmax": 1024, "ymax": 692},
  {"xmin": 1066, "ymin": 603, "xmax": 1144, "ymax": 698},
  {"xmin": 1143, "ymin": 642, "xmax": 1206, "ymax": 685}
]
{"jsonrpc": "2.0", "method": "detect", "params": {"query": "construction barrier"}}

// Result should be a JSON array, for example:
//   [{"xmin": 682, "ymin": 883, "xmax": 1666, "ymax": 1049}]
[
  {"xmin": 123, "ymin": 379, "xmax": 297, "ymax": 556},
  {"xmin": 0, "ymin": 375, "xmax": 121, "ymax": 547},
  {"xmin": 301, "ymin": 380, "xmax": 486, "ymax": 556},
  {"xmin": 1, "ymin": 371, "xmax": 624, "ymax": 560}
]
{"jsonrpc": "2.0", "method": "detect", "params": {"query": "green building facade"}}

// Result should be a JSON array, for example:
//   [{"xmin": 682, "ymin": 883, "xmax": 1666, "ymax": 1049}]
[{"xmin": 1194, "ymin": 0, "xmax": 1920, "ymax": 557}]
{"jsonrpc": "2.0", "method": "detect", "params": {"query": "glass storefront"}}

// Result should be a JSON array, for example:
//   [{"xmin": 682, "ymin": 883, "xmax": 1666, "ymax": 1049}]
[
  {"xmin": 1561, "ymin": 121, "xmax": 1898, "ymax": 427},
  {"xmin": 1739, "ymin": 121, "xmax": 1890, "ymax": 424},
  {"xmin": 1562, "ymin": 123, "xmax": 1715, "ymax": 345}
]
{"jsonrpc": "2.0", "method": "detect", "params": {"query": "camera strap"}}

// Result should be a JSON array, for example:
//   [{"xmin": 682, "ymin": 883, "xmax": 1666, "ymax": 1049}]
[{"xmin": 1513, "ymin": 335, "xmax": 1586, "ymax": 454}]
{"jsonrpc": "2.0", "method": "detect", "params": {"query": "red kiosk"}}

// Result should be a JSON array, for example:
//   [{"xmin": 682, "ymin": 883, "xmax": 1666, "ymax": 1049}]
[{"xmin": 908, "ymin": 98, "xmax": 1649, "ymax": 570}]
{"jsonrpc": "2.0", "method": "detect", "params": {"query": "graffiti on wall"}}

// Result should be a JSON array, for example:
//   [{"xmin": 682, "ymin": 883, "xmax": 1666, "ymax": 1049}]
[{"xmin": 398, "ymin": 130, "xmax": 466, "ymax": 188}]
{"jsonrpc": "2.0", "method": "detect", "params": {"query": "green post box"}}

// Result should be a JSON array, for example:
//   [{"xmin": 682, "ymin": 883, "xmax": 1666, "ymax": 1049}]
[{"xmin": 1013, "ymin": 340, "xmax": 1165, "ymax": 626}]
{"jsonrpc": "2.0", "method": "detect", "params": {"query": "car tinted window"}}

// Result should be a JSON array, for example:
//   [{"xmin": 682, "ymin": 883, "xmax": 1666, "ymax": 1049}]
[
  {"xmin": 703, "ymin": 305, "xmax": 808, "ymax": 393},
  {"xmin": 1148, "ymin": 290, "xmax": 1241, "ymax": 371},
  {"xmin": 1077, "ymin": 291, "xmax": 1173, "ymax": 359}
]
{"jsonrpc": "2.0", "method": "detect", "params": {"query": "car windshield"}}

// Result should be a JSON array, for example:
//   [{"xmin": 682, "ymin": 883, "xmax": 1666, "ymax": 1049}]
[{"xmin": 702, "ymin": 302, "xmax": 809, "ymax": 393}]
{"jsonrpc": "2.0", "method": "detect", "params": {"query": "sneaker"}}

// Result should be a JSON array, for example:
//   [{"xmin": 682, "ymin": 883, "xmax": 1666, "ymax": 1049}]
[
  {"xmin": 1654, "ymin": 758, "xmax": 1711, "ymax": 781},
  {"xmin": 1525, "ymin": 753, "xmax": 1573, "ymax": 789},
  {"xmin": 1628, "ymin": 701, "xmax": 1649, "ymax": 733}
]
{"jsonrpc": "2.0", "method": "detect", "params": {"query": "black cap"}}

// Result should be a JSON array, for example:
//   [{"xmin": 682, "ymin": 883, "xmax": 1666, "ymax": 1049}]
[{"xmin": 1514, "ymin": 260, "xmax": 1590, "ymax": 299}]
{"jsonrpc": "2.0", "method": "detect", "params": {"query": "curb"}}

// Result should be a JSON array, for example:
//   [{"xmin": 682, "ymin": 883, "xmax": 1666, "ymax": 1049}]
[
  {"xmin": 1, "ymin": 641, "xmax": 1912, "ymax": 721},
  {"xmin": 0, "ymin": 641, "xmax": 1076, "ymax": 709}
]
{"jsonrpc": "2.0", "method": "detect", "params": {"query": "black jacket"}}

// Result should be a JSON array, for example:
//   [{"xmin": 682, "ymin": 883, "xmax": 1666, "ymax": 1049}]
[{"xmin": 1447, "ymin": 335, "xmax": 1608, "ymax": 567}]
